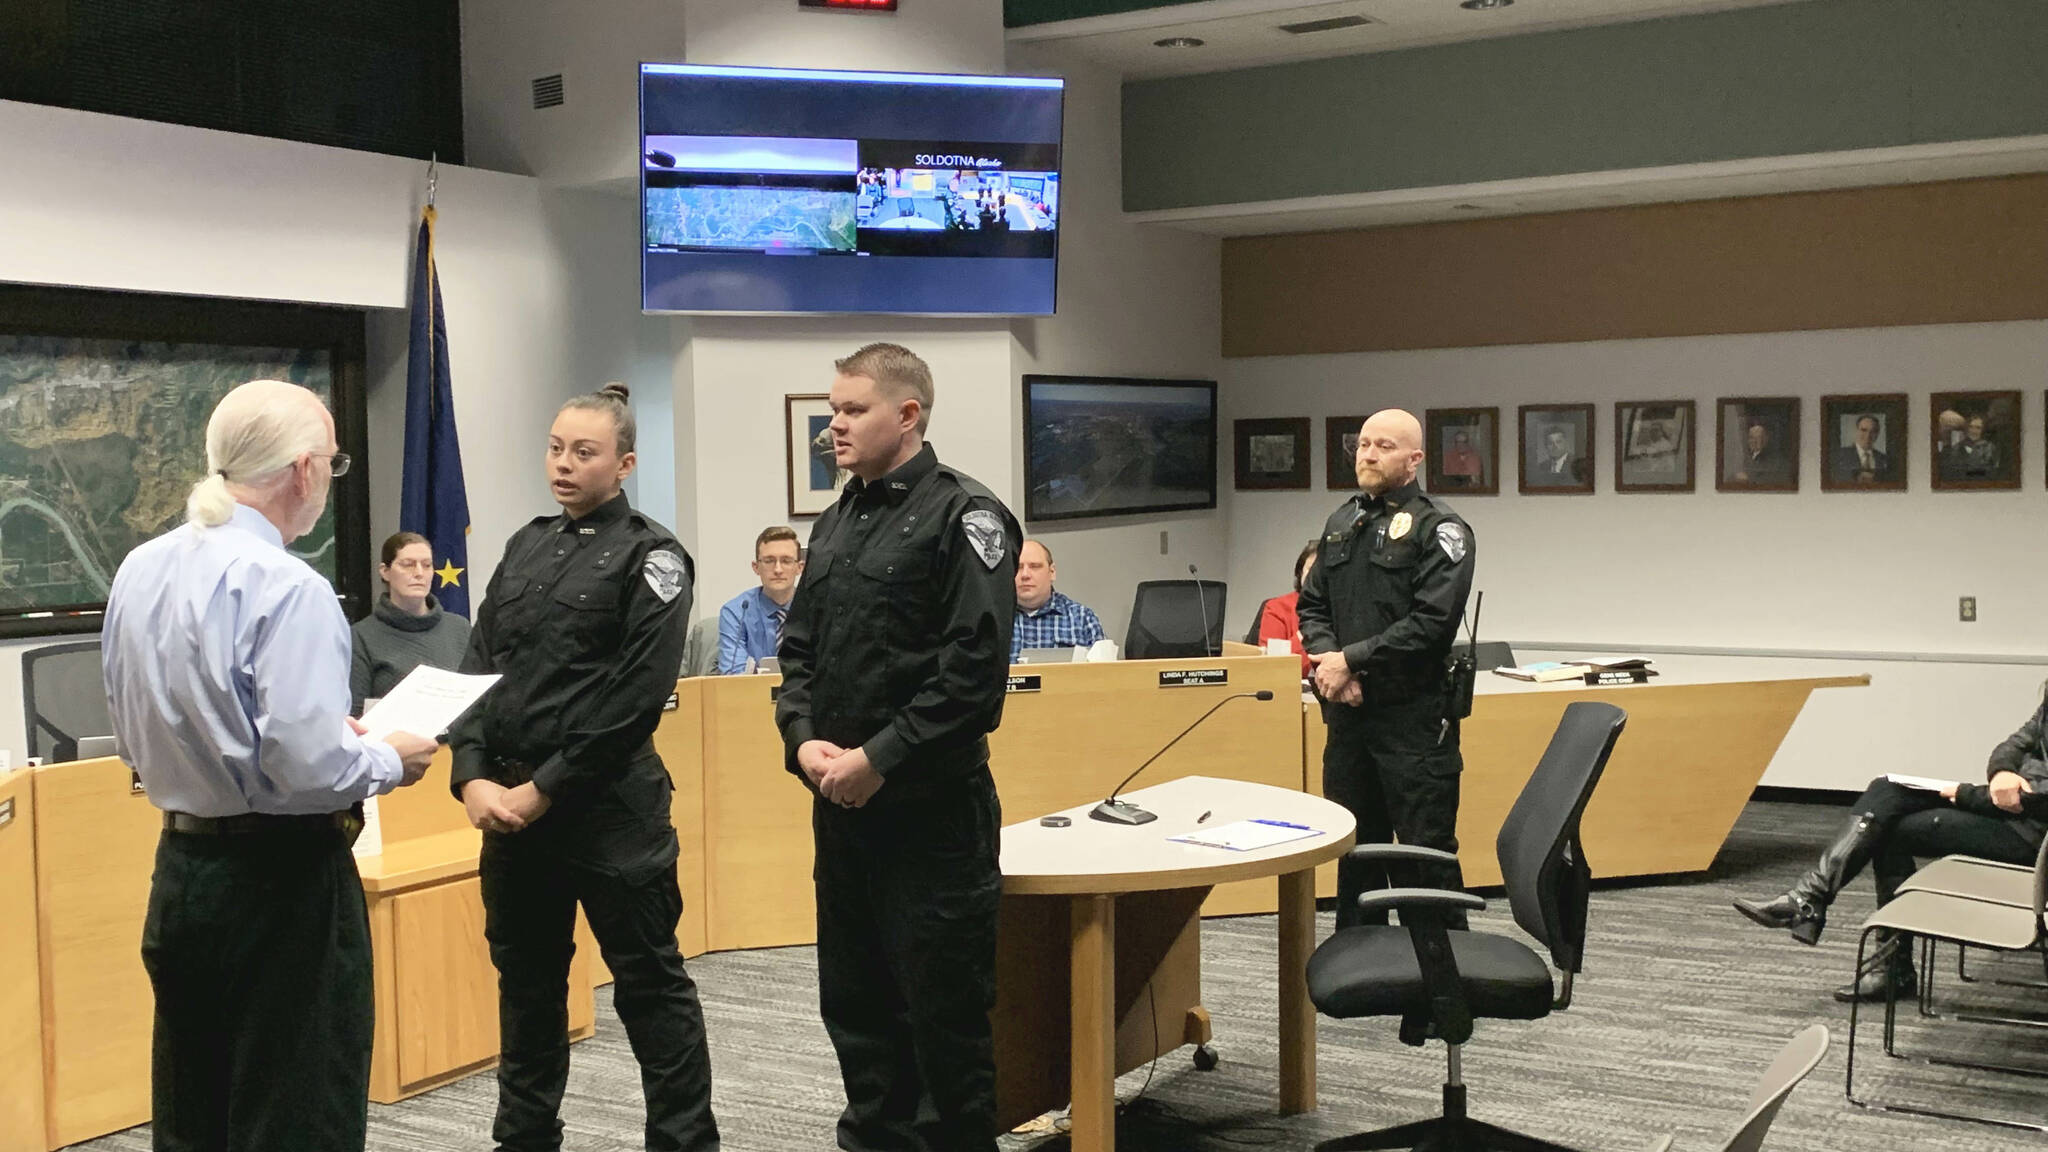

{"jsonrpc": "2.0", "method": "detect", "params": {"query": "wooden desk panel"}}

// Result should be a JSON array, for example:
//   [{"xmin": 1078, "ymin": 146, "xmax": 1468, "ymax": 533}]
[
  {"xmin": 0, "ymin": 770, "xmax": 45, "ymax": 1152},
  {"xmin": 698, "ymin": 656, "xmax": 1306, "ymax": 953},
  {"xmin": 657, "ymin": 678, "xmax": 710, "ymax": 960},
  {"xmin": 33, "ymin": 757, "xmax": 159, "ymax": 1149},
  {"xmin": 1303, "ymin": 674, "xmax": 1864, "ymax": 889},
  {"xmin": 372, "ymin": 746, "xmax": 468, "ymax": 844}
]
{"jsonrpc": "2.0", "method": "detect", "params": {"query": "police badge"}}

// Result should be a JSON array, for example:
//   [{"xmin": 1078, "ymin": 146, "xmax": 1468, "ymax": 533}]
[
  {"xmin": 961, "ymin": 509, "xmax": 1006, "ymax": 570},
  {"xmin": 642, "ymin": 550, "xmax": 688, "ymax": 603},
  {"xmin": 1435, "ymin": 522, "xmax": 1467, "ymax": 563},
  {"xmin": 1387, "ymin": 510, "xmax": 1412, "ymax": 540}
]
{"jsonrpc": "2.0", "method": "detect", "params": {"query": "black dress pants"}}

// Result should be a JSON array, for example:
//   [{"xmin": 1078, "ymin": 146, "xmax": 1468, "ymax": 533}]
[
  {"xmin": 1853, "ymin": 778, "xmax": 2039, "ymax": 904},
  {"xmin": 479, "ymin": 824, "xmax": 718, "ymax": 1152},
  {"xmin": 1323, "ymin": 694, "xmax": 1466, "ymax": 931},
  {"xmin": 140, "ymin": 826, "xmax": 372, "ymax": 1152},
  {"xmin": 813, "ymin": 766, "xmax": 1003, "ymax": 1152}
]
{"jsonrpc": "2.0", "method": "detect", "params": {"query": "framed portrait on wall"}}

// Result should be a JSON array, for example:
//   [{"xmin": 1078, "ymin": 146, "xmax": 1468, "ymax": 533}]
[
  {"xmin": 786, "ymin": 393, "xmax": 849, "ymax": 517},
  {"xmin": 1234, "ymin": 417, "xmax": 1312, "ymax": 490},
  {"xmin": 1325, "ymin": 415, "xmax": 1368, "ymax": 489},
  {"xmin": 1613, "ymin": 400, "xmax": 1694, "ymax": 493},
  {"xmin": 1931, "ymin": 390, "xmax": 2021, "ymax": 491},
  {"xmin": 1425, "ymin": 407, "xmax": 1499, "ymax": 495},
  {"xmin": 1819, "ymin": 394, "xmax": 1907, "ymax": 492},
  {"xmin": 1518, "ymin": 403, "xmax": 1594, "ymax": 495},
  {"xmin": 1715, "ymin": 396, "xmax": 1799, "ymax": 492}
]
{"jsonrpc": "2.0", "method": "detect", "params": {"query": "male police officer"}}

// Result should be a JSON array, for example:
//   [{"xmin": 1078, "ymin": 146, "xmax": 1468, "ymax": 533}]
[
  {"xmin": 776, "ymin": 342, "xmax": 1020, "ymax": 1152},
  {"xmin": 1298, "ymin": 408, "xmax": 1476, "ymax": 930}
]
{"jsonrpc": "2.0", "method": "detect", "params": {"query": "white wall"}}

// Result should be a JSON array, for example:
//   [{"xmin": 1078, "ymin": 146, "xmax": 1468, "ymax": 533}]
[
  {"xmin": 1223, "ymin": 320, "xmax": 2048, "ymax": 787},
  {"xmin": 1004, "ymin": 47, "xmax": 1227, "ymax": 647},
  {"xmin": 0, "ymin": 98, "xmax": 619, "ymax": 768}
]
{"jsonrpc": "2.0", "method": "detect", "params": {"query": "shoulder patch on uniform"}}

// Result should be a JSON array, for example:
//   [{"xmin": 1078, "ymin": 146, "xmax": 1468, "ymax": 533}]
[
  {"xmin": 1435, "ymin": 522, "xmax": 1468, "ymax": 564},
  {"xmin": 961, "ymin": 509, "xmax": 1007, "ymax": 570},
  {"xmin": 643, "ymin": 550, "xmax": 688, "ymax": 603}
]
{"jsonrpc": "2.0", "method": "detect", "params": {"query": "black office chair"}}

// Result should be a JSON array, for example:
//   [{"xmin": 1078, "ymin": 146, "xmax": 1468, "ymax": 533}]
[
  {"xmin": 1125, "ymin": 579, "xmax": 1227, "ymax": 659},
  {"xmin": 1243, "ymin": 597, "xmax": 1274, "ymax": 645},
  {"xmin": 23, "ymin": 640, "xmax": 111, "ymax": 763},
  {"xmin": 1453, "ymin": 640, "xmax": 1517, "ymax": 671},
  {"xmin": 1306, "ymin": 700, "xmax": 1627, "ymax": 1152}
]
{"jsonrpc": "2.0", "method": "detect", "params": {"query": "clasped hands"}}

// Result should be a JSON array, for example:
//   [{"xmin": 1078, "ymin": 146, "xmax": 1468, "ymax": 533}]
[
  {"xmin": 461, "ymin": 779, "xmax": 553, "ymax": 834},
  {"xmin": 797, "ymin": 740, "xmax": 885, "ymax": 809},
  {"xmin": 1311, "ymin": 651, "xmax": 1363, "ymax": 707}
]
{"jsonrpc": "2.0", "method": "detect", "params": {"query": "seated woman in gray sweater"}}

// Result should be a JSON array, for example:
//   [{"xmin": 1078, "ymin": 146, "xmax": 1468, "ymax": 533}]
[{"xmin": 351, "ymin": 531, "xmax": 473, "ymax": 715}]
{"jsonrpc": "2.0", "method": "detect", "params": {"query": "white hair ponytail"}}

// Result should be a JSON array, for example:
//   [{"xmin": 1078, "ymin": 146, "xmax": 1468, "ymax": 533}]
[
  {"xmin": 186, "ymin": 471, "xmax": 236, "ymax": 527},
  {"xmin": 185, "ymin": 379, "xmax": 329, "ymax": 528}
]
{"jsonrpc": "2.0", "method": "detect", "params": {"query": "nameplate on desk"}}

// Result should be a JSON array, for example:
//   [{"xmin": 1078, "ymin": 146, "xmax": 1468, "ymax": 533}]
[
  {"xmin": 1006, "ymin": 675, "xmax": 1042, "ymax": 694},
  {"xmin": 0, "ymin": 796, "xmax": 12, "ymax": 829},
  {"xmin": 131, "ymin": 768, "xmax": 147, "ymax": 795},
  {"xmin": 663, "ymin": 692, "xmax": 680, "ymax": 712},
  {"xmin": 1158, "ymin": 668, "xmax": 1227, "ymax": 688},
  {"xmin": 768, "ymin": 685, "xmax": 782, "ymax": 702}
]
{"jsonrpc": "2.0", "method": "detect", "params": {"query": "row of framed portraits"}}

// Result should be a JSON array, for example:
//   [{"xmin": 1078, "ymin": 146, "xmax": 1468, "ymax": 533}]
[{"xmin": 1235, "ymin": 391, "xmax": 2032, "ymax": 495}]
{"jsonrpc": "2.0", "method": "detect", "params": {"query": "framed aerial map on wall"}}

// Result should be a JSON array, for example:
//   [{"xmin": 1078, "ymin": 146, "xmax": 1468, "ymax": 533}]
[{"xmin": 0, "ymin": 284, "xmax": 370, "ymax": 636}]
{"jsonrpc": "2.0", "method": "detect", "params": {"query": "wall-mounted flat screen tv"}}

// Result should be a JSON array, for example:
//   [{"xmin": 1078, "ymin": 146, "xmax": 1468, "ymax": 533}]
[
  {"xmin": 1023, "ymin": 375, "xmax": 1217, "ymax": 523},
  {"xmin": 639, "ymin": 63, "xmax": 1064, "ymax": 316}
]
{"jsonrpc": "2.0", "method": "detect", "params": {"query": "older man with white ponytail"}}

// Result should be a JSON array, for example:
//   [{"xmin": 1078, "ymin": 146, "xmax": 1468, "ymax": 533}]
[{"xmin": 103, "ymin": 379, "xmax": 439, "ymax": 1152}]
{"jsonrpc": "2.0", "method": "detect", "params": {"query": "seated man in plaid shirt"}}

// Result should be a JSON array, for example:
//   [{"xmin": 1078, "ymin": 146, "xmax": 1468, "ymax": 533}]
[{"xmin": 1010, "ymin": 539, "xmax": 1106, "ymax": 661}]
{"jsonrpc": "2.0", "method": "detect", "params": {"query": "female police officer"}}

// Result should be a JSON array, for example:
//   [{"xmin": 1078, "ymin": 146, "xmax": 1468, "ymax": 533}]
[{"xmin": 448, "ymin": 383, "xmax": 718, "ymax": 1152}]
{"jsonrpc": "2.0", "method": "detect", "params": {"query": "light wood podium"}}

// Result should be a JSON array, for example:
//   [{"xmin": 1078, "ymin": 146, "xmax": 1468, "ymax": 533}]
[
  {"xmin": 995, "ymin": 777, "xmax": 1355, "ymax": 1152},
  {"xmin": 0, "ymin": 768, "xmax": 44, "ymax": 1152},
  {"xmin": 1302, "ymin": 657, "xmax": 1869, "ymax": 894},
  {"xmin": 697, "ymin": 653, "xmax": 1308, "ymax": 952}
]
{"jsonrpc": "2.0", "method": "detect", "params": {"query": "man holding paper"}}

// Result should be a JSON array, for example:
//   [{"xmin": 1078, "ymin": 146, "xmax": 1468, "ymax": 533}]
[
  {"xmin": 1735, "ymin": 694, "xmax": 2048, "ymax": 1001},
  {"xmin": 102, "ymin": 380, "xmax": 439, "ymax": 1152}
]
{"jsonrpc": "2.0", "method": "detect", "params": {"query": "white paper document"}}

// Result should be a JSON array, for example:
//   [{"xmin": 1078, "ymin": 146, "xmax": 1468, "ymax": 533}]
[
  {"xmin": 1885, "ymin": 773, "xmax": 1962, "ymax": 793},
  {"xmin": 358, "ymin": 665, "xmax": 501, "ymax": 742},
  {"xmin": 1169, "ymin": 818, "xmax": 1325, "ymax": 852}
]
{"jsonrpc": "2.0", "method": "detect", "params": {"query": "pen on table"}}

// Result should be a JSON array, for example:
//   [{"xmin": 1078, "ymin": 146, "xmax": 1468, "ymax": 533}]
[{"xmin": 1196, "ymin": 810, "xmax": 1212, "ymax": 824}]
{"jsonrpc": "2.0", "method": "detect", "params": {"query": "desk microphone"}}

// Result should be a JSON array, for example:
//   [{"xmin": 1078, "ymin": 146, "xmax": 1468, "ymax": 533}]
[
  {"xmin": 1188, "ymin": 563, "xmax": 1214, "ymax": 657},
  {"xmin": 1091, "ymin": 690, "xmax": 1275, "ymax": 825}
]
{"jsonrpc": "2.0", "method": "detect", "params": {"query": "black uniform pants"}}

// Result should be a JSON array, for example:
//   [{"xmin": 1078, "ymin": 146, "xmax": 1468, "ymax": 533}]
[
  {"xmin": 140, "ymin": 826, "xmax": 372, "ymax": 1152},
  {"xmin": 479, "ymin": 828, "xmax": 718, "ymax": 1152},
  {"xmin": 1852, "ymin": 778, "xmax": 2039, "ymax": 905},
  {"xmin": 813, "ymin": 766, "xmax": 1002, "ymax": 1152},
  {"xmin": 1323, "ymin": 695, "xmax": 1466, "ymax": 931}
]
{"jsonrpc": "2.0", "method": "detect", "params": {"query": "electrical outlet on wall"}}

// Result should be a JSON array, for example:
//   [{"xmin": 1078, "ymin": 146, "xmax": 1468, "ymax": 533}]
[
  {"xmin": 1959, "ymin": 596, "xmax": 1977, "ymax": 622},
  {"xmin": 1159, "ymin": 530, "xmax": 1169, "ymax": 555}
]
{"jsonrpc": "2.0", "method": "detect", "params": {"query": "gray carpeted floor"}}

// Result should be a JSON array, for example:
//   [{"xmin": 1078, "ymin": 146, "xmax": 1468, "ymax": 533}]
[{"xmin": 74, "ymin": 800, "xmax": 2048, "ymax": 1151}]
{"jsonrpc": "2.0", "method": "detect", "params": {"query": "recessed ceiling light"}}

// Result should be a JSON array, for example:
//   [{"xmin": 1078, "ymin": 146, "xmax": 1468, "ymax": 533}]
[
  {"xmin": 1153, "ymin": 36, "xmax": 1206, "ymax": 48},
  {"xmin": 1460, "ymin": 0, "xmax": 1514, "ymax": 10}
]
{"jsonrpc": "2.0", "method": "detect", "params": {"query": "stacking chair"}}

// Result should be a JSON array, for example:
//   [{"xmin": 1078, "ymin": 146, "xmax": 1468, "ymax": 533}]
[
  {"xmin": 1896, "ymin": 854, "xmax": 2043, "ymax": 1001},
  {"xmin": 1845, "ymin": 833, "xmax": 2048, "ymax": 1132},
  {"xmin": 1637, "ymin": 1025, "xmax": 1829, "ymax": 1152},
  {"xmin": 1305, "ymin": 700, "xmax": 1626, "ymax": 1151}
]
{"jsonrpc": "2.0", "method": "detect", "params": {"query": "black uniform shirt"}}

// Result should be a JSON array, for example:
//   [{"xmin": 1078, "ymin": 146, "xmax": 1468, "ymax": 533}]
[
  {"xmin": 1297, "ymin": 479, "xmax": 1474, "ymax": 696},
  {"xmin": 448, "ymin": 491, "xmax": 693, "ymax": 805},
  {"xmin": 775, "ymin": 443, "xmax": 1020, "ymax": 795}
]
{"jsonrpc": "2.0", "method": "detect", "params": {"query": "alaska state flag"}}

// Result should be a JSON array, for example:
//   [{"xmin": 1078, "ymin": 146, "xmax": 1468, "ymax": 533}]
[{"xmin": 399, "ymin": 205, "xmax": 473, "ymax": 618}]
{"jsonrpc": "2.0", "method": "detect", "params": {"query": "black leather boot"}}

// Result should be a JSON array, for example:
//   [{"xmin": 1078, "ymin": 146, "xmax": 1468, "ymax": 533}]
[
  {"xmin": 1733, "ymin": 812, "xmax": 1879, "ymax": 946},
  {"xmin": 1834, "ymin": 933, "xmax": 1918, "ymax": 1003}
]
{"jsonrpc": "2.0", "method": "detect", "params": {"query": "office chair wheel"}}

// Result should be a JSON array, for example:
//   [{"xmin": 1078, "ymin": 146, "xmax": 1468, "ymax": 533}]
[{"xmin": 1192, "ymin": 1044, "xmax": 1219, "ymax": 1071}]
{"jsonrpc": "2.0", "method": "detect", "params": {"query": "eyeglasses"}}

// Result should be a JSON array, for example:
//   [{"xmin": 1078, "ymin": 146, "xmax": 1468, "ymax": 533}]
[
  {"xmin": 316, "ymin": 452, "xmax": 352, "ymax": 478},
  {"xmin": 756, "ymin": 556, "xmax": 802, "ymax": 568}
]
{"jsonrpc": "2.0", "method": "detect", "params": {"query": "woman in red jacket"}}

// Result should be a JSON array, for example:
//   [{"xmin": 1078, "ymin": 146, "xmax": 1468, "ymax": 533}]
[{"xmin": 1255, "ymin": 540, "xmax": 1320, "ymax": 679}]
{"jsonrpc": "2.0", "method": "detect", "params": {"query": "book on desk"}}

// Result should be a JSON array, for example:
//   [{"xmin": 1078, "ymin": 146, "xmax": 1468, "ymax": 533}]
[{"xmin": 1495, "ymin": 657, "xmax": 1656, "ymax": 685}]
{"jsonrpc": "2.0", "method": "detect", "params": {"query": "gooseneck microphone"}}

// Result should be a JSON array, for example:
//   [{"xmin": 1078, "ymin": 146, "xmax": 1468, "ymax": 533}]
[
  {"xmin": 1188, "ymin": 563, "xmax": 1214, "ymax": 657},
  {"xmin": 1090, "ymin": 690, "xmax": 1276, "ymax": 825}
]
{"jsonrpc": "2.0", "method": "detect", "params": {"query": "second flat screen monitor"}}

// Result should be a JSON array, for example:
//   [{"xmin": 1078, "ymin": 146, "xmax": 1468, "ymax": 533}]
[{"xmin": 640, "ymin": 63, "xmax": 1065, "ymax": 316}]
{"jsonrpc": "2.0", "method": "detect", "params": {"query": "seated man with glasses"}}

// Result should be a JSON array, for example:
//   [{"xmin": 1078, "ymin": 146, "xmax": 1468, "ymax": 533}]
[{"xmin": 717, "ymin": 525, "xmax": 803, "ymax": 674}]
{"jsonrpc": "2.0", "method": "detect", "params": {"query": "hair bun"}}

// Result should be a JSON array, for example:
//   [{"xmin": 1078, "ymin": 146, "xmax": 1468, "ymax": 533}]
[{"xmin": 600, "ymin": 381, "xmax": 631, "ymax": 401}]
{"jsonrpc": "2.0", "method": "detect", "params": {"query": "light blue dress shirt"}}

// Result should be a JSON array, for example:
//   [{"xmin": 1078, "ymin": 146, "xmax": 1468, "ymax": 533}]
[
  {"xmin": 103, "ymin": 503, "xmax": 403, "ymax": 817},
  {"xmin": 716, "ymin": 585, "xmax": 790, "ymax": 675}
]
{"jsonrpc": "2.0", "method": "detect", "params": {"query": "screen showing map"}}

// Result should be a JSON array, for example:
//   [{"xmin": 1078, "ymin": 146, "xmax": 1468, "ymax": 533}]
[
  {"xmin": 0, "ymin": 336, "xmax": 337, "ymax": 614},
  {"xmin": 640, "ymin": 63, "xmax": 1064, "ymax": 315}
]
